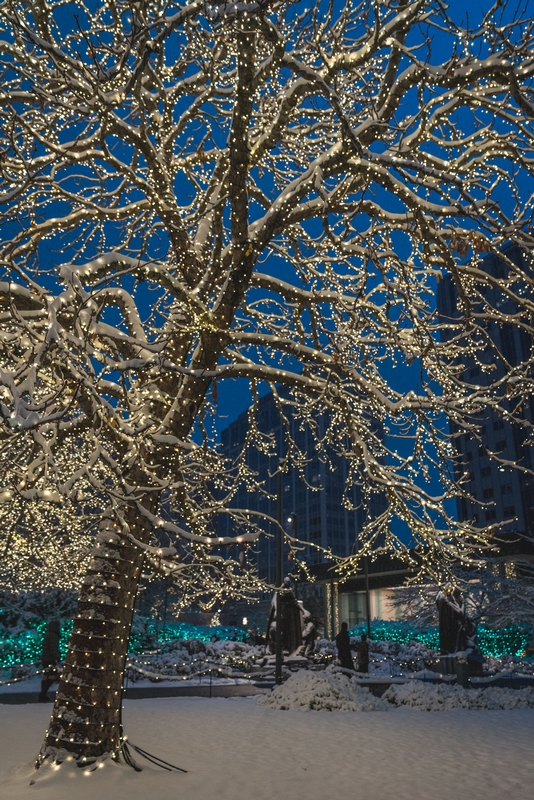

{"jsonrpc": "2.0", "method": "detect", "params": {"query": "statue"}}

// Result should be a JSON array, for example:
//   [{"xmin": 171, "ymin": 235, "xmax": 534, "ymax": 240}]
[
  {"xmin": 299, "ymin": 603, "xmax": 317, "ymax": 657},
  {"xmin": 436, "ymin": 586, "xmax": 465, "ymax": 654},
  {"xmin": 267, "ymin": 577, "xmax": 315, "ymax": 656},
  {"xmin": 459, "ymin": 616, "xmax": 484, "ymax": 676},
  {"xmin": 436, "ymin": 586, "xmax": 484, "ymax": 675}
]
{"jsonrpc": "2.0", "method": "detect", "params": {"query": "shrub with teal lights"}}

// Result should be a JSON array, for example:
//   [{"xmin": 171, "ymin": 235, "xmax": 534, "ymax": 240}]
[
  {"xmin": 128, "ymin": 618, "xmax": 247, "ymax": 654},
  {"xmin": 476, "ymin": 625, "xmax": 531, "ymax": 658},
  {"xmin": 0, "ymin": 620, "xmax": 72, "ymax": 668},
  {"xmin": 348, "ymin": 620, "xmax": 531, "ymax": 658},
  {"xmin": 1, "ymin": 614, "xmax": 531, "ymax": 671},
  {"xmin": 1, "ymin": 616, "xmax": 247, "ymax": 669}
]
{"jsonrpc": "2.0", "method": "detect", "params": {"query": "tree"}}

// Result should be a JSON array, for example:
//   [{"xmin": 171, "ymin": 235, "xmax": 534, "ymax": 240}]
[
  {"xmin": 391, "ymin": 558, "xmax": 534, "ymax": 632},
  {"xmin": 1, "ymin": 0, "xmax": 534, "ymax": 767}
]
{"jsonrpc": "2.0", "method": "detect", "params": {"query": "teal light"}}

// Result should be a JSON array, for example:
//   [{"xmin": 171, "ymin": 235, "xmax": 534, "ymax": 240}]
[
  {"xmin": 128, "ymin": 619, "xmax": 247, "ymax": 653},
  {"xmin": 0, "ymin": 620, "xmax": 72, "ymax": 669},
  {"xmin": 349, "ymin": 621, "xmax": 440, "ymax": 650},
  {"xmin": 476, "ymin": 625, "xmax": 531, "ymax": 658},
  {"xmin": 1, "ymin": 619, "xmax": 247, "ymax": 669},
  {"xmin": 348, "ymin": 621, "xmax": 532, "ymax": 658},
  {"xmin": 3, "ymin": 618, "xmax": 530, "ymax": 671}
]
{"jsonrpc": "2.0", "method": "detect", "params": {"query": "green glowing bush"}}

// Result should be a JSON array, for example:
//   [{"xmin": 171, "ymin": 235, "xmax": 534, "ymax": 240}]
[
  {"xmin": 348, "ymin": 621, "xmax": 532, "ymax": 658},
  {"xmin": 0, "ymin": 617, "xmax": 246, "ymax": 668}
]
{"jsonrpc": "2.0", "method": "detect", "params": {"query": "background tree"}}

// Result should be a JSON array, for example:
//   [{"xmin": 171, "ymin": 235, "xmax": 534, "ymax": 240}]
[
  {"xmin": 394, "ymin": 558, "xmax": 534, "ymax": 632},
  {"xmin": 0, "ymin": 0, "xmax": 534, "ymax": 767}
]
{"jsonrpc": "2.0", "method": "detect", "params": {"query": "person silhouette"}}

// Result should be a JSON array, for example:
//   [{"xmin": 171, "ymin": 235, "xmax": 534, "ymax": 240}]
[
  {"xmin": 335, "ymin": 622, "xmax": 354, "ymax": 670},
  {"xmin": 356, "ymin": 633, "xmax": 369, "ymax": 673}
]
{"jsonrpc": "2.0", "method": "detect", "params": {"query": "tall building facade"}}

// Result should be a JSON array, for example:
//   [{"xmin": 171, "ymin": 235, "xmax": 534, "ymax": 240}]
[
  {"xmin": 217, "ymin": 388, "xmax": 387, "ymax": 585},
  {"xmin": 437, "ymin": 245, "xmax": 534, "ymax": 536}
]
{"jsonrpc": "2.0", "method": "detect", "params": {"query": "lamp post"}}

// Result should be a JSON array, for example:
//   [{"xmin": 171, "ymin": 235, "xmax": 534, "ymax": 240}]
[
  {"xmin": 364, "ymin": 555, "xmax": 371, "ymax": 639},
  {"xmin": 287, "ymin": 512, "xmax": 297, "ymax": 597},
  {"xmin": 351, "ymin": 540, "xmax": 371, "ymax": 639},
  {"xmin": 275, "ymin": 458, "xmax": 286, "ymax": 685}
]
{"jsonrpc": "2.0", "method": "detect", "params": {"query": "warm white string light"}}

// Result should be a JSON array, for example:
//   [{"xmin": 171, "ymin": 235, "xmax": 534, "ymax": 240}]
[{"xmin": 0, "ymin": 0, "xmax": 533, "ymax": 770}]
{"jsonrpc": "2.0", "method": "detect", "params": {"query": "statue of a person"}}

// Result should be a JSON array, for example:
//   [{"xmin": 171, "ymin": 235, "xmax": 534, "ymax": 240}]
[
  {"xmin": 300, "ymin": 604, "xmax": 317, "ymax": 658},
  {"xmin": 266, "ymin": 577, "xmax": 303, "ymax": 655},
  {"xmin": 436, "ymin": 586, "xmax": 465, "ymax": 655},
  {"xmin": 459, "ymin": 615, "xmax": 484, "ymax": 676}
]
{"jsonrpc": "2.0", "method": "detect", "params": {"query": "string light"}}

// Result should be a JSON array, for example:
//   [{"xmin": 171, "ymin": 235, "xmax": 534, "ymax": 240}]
[{"xmin": 1, "ymin": 0, "xmax": 533, "ymax": 768}]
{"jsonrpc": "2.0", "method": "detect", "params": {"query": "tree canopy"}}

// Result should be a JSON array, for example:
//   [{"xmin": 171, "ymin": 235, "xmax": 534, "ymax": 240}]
[{"xmin": 0, "ymin": 0, "xmax": 534, "ymax": 764}]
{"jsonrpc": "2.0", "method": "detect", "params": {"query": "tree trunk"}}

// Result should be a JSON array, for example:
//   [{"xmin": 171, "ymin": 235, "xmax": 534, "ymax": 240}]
[
  {"xmin": 39, "ymin": 513, "xmax": 147, "ymax": 765},
  {"xmin": 39, "ymin": 376, "xmax": 218, "ymax": 765}
]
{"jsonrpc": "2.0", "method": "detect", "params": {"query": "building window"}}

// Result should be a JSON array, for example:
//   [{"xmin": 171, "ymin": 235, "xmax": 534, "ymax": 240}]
[
  {"xmin": 482, "ymin": 487, "xmax": 494, "ymax": 499},
  {"xmin": 496, "ymin": 440, "xmax": 507, "ymax": 451},
  {"xmin": 481, "ymin": 466, "xmax": 491, "ymax": 478},
  {"xmin": 501, "ymin": 483, "xmax": 512, "ymax": 495},
  {"xmin": 485, "ymin": 510, "xmax": 497, "ymax": 521},
  {"xmin": 493, "ymin": 419, "xmax": 504, "ymax": 431},
  {"xmin": 503, "ymin": 505, "xmax": 516, "ymax": 517}
]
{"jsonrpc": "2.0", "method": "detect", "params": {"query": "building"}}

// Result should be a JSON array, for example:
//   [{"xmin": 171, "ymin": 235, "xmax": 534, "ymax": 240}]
[
  {"xmin": 309, "ymin": 553, "xmax": 417, "ymax": 639},
  {"xmin": 437, "ymin": 245, "xmax": 534, "ymax": 536},
  {"xmin": 217, "ymin": 387, "xmax": 387, "ymax": 589}
]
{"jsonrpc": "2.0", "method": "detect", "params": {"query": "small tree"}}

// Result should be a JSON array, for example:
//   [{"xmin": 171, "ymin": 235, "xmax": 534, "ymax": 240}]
[
  {"xmin": 465, "ymin": 560, "xmax": 534, "ymax": 631},
  {"xmin": 391, "ymin": 559, "xmax": 534, "ymax": 632},
  {"xmin": 1, "ymin": 0, "xmax": 534, "ymax": 767}
]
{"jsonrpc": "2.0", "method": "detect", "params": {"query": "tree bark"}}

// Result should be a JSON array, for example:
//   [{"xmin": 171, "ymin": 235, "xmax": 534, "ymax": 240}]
[{"xmin": 40, "ymin": 512, "xmax": 149, "ymax": 764}]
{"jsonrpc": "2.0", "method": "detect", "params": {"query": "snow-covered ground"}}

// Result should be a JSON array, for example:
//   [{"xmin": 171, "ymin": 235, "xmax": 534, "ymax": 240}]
[{"xmin": 0, "ymin": 672, "xmax": 533, "ymax": 800}]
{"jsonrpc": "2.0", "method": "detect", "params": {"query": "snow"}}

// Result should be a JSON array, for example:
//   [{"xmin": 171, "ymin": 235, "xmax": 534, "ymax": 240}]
[
  {"xmin": 383, "ymin": 681, "xmax": 534, "ymax": 711},
  {"xmin": 257, "ymin": 669, "xmax": 386, "ymax": 711},
  {"xmin": 2, "ymin": 670, "xmax": 534, "ymax": 799},
  {"xmin": 3, "ymin": 637, "xmax": 533, "ymax": 695},
  {"xmin": 0, "ymin": 689, "xmax": 533, "ymax": 800},
  {"xmin": 259, "ymin": 668, "xmax": 534, "ymax": 712}
]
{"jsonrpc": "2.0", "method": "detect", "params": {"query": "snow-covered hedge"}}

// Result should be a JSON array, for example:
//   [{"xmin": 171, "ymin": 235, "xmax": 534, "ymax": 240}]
[
  {"xmin": 126, "ymin": 638, "xmax": 265, "ymax": 682},
  {"xmin": 257, "ymin": 669, "xmax": 534, "ymax": 712},
  {"xmin": 382, "ymin": 681, "xmax": 534, "ymax": 711},
  {"xmin": 257, "ymin": 670, "xmax": 387, "ymax": 712}
]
